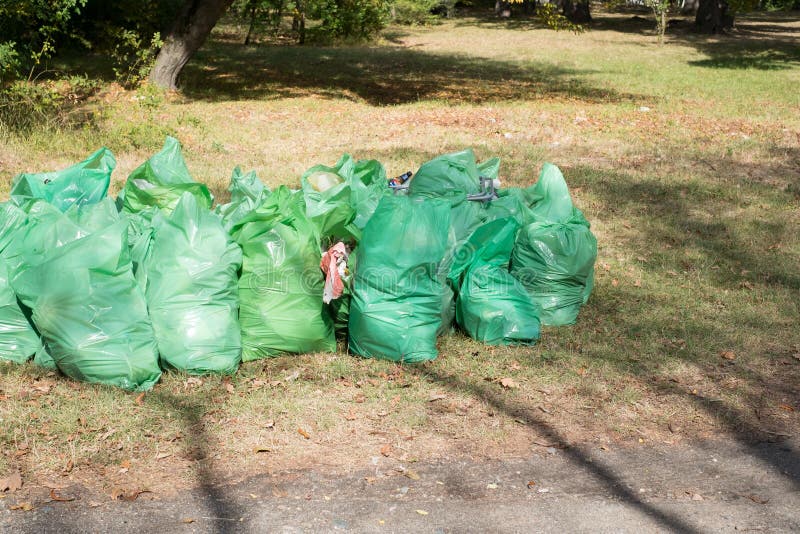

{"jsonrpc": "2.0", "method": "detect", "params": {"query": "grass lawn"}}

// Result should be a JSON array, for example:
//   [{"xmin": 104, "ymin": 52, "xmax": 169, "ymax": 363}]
[{"xmin": 0, "ymin": 10, "xmax": 798, "ymax": 500}]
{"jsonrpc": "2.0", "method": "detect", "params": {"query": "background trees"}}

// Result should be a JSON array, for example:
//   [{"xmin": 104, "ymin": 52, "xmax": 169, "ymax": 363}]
[{"xmin": 0, "ymin": 0, "xmax": 798, "ymax": 93}]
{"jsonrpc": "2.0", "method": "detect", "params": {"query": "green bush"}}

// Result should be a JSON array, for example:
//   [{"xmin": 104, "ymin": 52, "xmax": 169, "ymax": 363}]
[
  {"xmin": 391, "ymin": 0, "xmax": 441, "ymax": 24},
  {"xmin": 308, "ymin": 0, "xmax": 391, "ymax": 42},
  {"xmin": 0, "ymin": 75, "xmax": 98, "ymax": 133},
  {"xmin": 0, "ymin": 42, "xmax": 21, "ymax": 85},
  {"xmin": 761, "ymin": 0, "xmax": 799, "ymax": 10},
  {"xmin": 110, "ymin": 30, "xmax": 163, "ymax": 88}
]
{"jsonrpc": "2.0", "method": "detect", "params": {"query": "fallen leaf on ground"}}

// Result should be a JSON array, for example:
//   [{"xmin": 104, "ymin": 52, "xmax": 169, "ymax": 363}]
[
  {"xmin": 415, "ymin": 509, "xmax": 428, "ymax": 515},
  {"xmin": 719, "ymin": 351, "xmax": 736, "ymax": 361},
  {"xmin": 499, "ymin": 378, "xmax": 518, "ymax": 389},
  {"xmin": 0, "ymin": 470, "xmax": 22, "ymax": 492},
  {"xmin": 380, "ymin": 444, "xmax": 392, "ymax": 457},
  {"xmin": 778, "ymin": 404, "xmax": 794, "ymax": 412},
  {"xmin": 253, "ymin": 447, "xmax": 271, "ymax": 453},
  {"xmin": 9, "ymin": 502, "xmax": 33, "ymax": 511},
  {"xmin": 297, "ymin": 428, "xmax": 310, "ymax": 439},
  {"xmin": 111, "ymin": 488, "xmax": 149, "ymax": 501},
  {"xmin": 181, "ymin": 518, "xmax": 195, "ymax": 524},
  {"xmin": 225, "ymin": 383, "xmax": 235, "ymax": 394},
  {"xmin": 49, "ymin": 488, "xmax": 76, "ymax": 502},
  {"xmin": 404, "ymin": 470, "xmax": 421, "ymax": 480},
  {"xmin": 344, "ymin": 409, "xmax": 357, "ymax": 421},
  {"xmin": 527, "ymin": 481, "xmax": 536, "ymax": 489},
  {"xmin": 134, "ymin": 392, "xmax": 145, "ymax": 405},
  {"xmin": 184, "ymin": 377, "xmax": 203, "ymax": 388},
  {"xmin": 486, "ymin": 483, "xmax": 498, "ymax": 489}
]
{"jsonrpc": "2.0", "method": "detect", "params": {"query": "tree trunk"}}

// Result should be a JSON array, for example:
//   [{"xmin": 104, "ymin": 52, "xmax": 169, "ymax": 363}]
[
  {"xmin": 272, "ymin": 0, "xmax": 285, "ymax": 34},
  {"xmin": 495, "ymin": 1, "xmax": 512, "ymax": 18},
  {"xmin": 681, "ymin": 0, "xmax": 700, "ymax": 15},
  {"xmin": 562, "ymin": 0, "xmax": 592, "ymax": 23},
  {"xmin": 244, "ymin": 2, "xmax": 257, "ymax": 45},
  {"xmin": 695, "ymin": 0, "xmax": 733, "ymax": 33},
  {"xmin": 150, "ymin": 0, "xmax": 235, "ymax": 90},
  {"xmin": 295, "ymin": 0, "xmax": 306, "ymax": 44}
]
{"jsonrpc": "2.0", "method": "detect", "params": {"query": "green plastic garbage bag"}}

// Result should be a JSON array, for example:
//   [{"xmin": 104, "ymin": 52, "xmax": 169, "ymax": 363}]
[
  {"xmin": 481, "ymin": 187, "xmax": 534, "ymax": 227},
  {"xmin": 10, "ymin": 147, "xmax": 115, "ymax": 212},
  {"xmin": 0, "ymin": 261, "xmax": 41, "ymax": 364},
  {"xmin": 301, "ymin": 154, "xmax": 388, "ymax": 243},
  {"xmin": 214, "ymin": 167, "xmax": 269, "ymax": 232},
  {"xmin": 450, "ymin": 218, "xmax": 540, "ymax": 346},
  {"xmin": 5, "ymin": 199, "xmax": 161, "ymax": 390},
  {"xmin": 409, "ymin": 149, "xmax": 484, "ymax": 246},
  {"xmin": 142, "ymin": 193, "xmax": 243, "ymax": 375},
  {"xmin": 124, "ymin": 207, "xmax": 159, "ymax": 295},
  {"xmin": 510, "ymin": 164, "xmax": 597, "ymax": 326},
  {"xmin": 409, "ymin": 150, "xmax": 503, "ymax": 333},
  {"xmin": 348, "ymin": 195, "xmax": 451, "ymax": 363},
  {"xmin": 0, "ymin": 203, "xmax": 41, "ymax": 363},
  {"xmin": 232, "ymin": 186, "xmax": 335, "ymax": 359},
  {"xmin": 119, "ymin": 136, "xmax": 212, "ymax": 214}
]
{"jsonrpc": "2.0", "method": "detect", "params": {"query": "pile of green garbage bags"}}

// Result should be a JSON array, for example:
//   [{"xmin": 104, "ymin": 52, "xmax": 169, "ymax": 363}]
[{"xmin": 0, "ymin": 136, "xmax": 596, "ymax": 390}]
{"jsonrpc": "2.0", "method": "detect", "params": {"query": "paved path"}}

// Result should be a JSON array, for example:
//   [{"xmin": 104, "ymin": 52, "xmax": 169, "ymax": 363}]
[{"xmin": 4, "ymin": 438, "xmax": 799, "ymax": 533}]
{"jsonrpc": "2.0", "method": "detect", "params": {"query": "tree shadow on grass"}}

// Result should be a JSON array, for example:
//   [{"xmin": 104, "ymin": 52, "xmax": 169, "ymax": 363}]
[
  {"xmin": 568, "ymin": 164, "xmax": 800, "ymax": 292},
  {"xmin": 145, "ymin": 391, "xmax": 248, "ymax": 532},
  {"xmin": 453, "ymin": 11, "xmax": 800, "ymax": 71},
  {"xmin": 566, "ymin": 162, "xmax": 799, "ymax": 472},
  {"xmin": 179, "ymin": 40, "xmax": 636, "ymax": 105},
  {"xmin": 418, "ymin": 367, "xmax": 706, "ymax": 533},
  {"xmin": 603, "ymin": 13, "xmax": 800, "ymax": 70}
]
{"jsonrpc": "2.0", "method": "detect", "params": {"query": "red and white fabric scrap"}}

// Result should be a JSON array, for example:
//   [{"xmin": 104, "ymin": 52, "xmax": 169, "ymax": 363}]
[{"xmin": 320, "ymin": 242, "xmax": 348, "ymax": 304}]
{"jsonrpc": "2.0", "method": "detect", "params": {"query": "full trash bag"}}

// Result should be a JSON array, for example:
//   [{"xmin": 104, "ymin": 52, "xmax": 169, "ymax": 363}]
[
  {"xmin": 408, "ymin": 150, "xmax": 502, "ymax": 333},
  {"xmin": 119, "ymin": 136, "xmax": 212, "ymax": 214},
  {"xmin": 450, "ymin": 218, "xmax": 540, "ymax": 345},
  {"xmin": 409, "ymin": 149, "xmax": 484, "ymax": 247},
  {"xmin": 214, "ymin": 167, "xmax": 269, "ymax": 232},
  {"xmin": 301, "ymin": 154, "xmax": 388, "ymax": 243},
  {"xmin": 510, "ymin": 164, "xmax": 597, "ymax": 326},
  {"xmin": 0, "ymin": 262, "xmax": 42, "ymax": 363},
  {"xmin": 348, "ymin": 195, "xmax": 451, "ymax": 363},
  {"xmin": 232, "ymin": 186, "xmax": 335, "ymax": 359},
  {"xmin": 4, "ymin": 199, "xmax": 161, "ymax": 390},
  {"xmin": 142, "ymin": 193, "xmax": 243, "ymax": 375},
  {"xmin": 10, "ymin": 147, "xmax": 115, "ymax": 212},
  {"xmin": 0, "ymin": 203, "xmax": 42, "ymax": 363}
]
